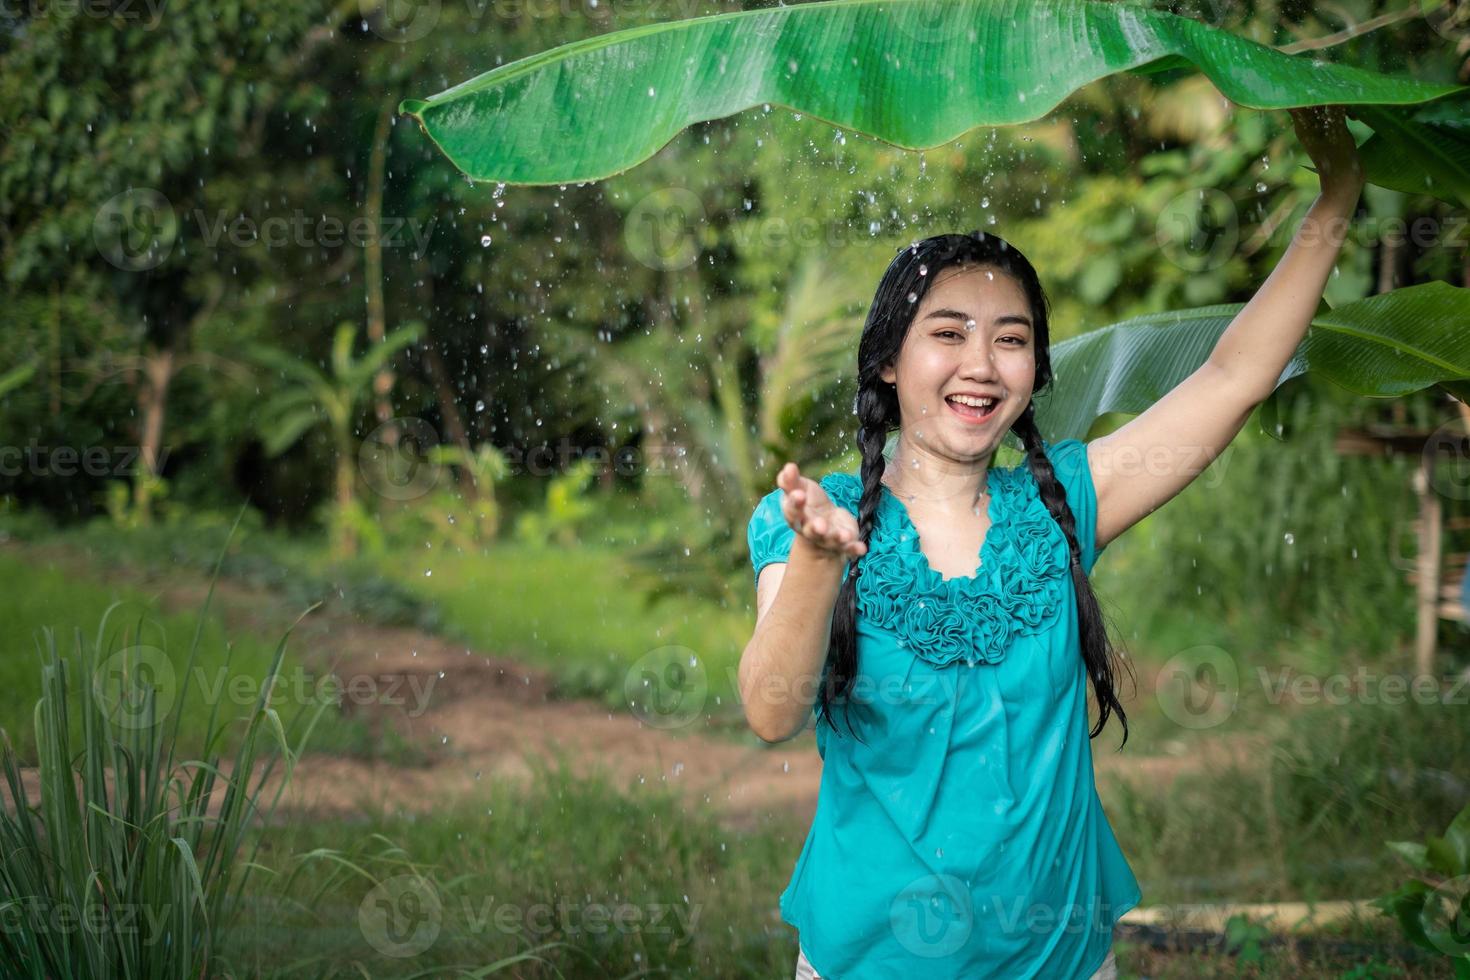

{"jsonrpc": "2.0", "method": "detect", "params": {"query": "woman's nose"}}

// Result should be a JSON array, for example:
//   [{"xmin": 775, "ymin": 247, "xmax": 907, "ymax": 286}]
[{"xmin": 958, "ymin": 343, "xmax": 999, "ymax": 380}]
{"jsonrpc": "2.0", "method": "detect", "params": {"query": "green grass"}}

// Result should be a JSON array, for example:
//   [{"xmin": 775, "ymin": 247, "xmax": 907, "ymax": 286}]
[
  {"xmin": 0, "ymin": 549, "xmax": 341, "ymax": 761},
  {"xmin": 217, "ymin": 757, "xmax": 806, "ymax": 978},
  {"xmin": 373, "ymin": 543, "xmax": 755, "ymax": 722},
  {"xmin": 1107, "ymin": 695, "xmax": 1470, "ymax": 906}
]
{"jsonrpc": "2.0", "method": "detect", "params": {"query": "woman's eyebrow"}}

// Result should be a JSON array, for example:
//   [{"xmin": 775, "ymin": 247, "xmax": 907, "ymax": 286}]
[{"xmin": 923, "ymin": 308, "xmax": 1033, "ymax": 329}]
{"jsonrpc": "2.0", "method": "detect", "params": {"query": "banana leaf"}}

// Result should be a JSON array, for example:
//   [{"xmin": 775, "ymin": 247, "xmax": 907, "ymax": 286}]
[
  {"xmin": 1355, "ymin": 97, "xmax": 1470, "ymax": 207},
  {"xmin": 400, "ymin": 0, "xmax": 1466, "ymax": 201},
  {"xmin": 1034, "ymin": 280, "xmax": 1470, "ymax": 443}
]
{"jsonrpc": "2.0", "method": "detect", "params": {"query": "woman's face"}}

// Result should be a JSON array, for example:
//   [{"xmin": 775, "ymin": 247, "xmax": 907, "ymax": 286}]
[{"xmin": 879, "ymin": 262, "xmax": 1037, "ymax": 469}]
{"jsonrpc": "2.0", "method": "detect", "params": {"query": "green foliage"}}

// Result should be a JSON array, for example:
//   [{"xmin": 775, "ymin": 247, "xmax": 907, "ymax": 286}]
[
  {"xmin": 1375, "ymin": 800, "xmax": 1470, "ymax": 976},
  {"xmin": 103, "ymin": 473, "xmax": 170, "ymax": 530},
  {"xmin": 1222, "ymin": 912, "xmax": 1272, "ymax": 966},
  {"xmin": 1109, "ymin": 693, "xmax": 1470, "ymax": 905},
  {"xmin": 221, "ymin": 758, "xmax": 801, "ymax": 977},
  {"xmin": 1115, "ymin": 373, "xmax": 1450, "ymax": 660},
  {"xmin": 248, "ymin": 321, "xmax": 426, "ymax": 559},
  {"xmin": 513, "ymin": 459, "xmax": 601, "ymax": 548},
  {"xmin": 368, "ymin": 443, "xmax": 514, "ymax": 553},
  {"xmin": 0, "ymin": 530, "xmax": 329, "ymax": 978}
]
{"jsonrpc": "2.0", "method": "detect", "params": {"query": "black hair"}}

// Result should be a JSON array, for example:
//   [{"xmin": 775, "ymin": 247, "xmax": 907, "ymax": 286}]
[{"xmin": 820, "ymin": 230, "xmax": 1132, "ymax": 747}]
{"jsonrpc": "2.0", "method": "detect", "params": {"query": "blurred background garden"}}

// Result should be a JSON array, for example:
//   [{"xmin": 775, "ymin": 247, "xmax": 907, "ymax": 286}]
[{"xmin": 1, "ymin": 0, "xmax": 1468, "ymax": 976}]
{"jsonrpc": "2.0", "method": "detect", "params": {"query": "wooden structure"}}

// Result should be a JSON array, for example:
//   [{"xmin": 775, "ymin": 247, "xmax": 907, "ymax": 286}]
[{"xmin": 1333, "ymin": 398, "xmax": 1470, "ymax": 675}]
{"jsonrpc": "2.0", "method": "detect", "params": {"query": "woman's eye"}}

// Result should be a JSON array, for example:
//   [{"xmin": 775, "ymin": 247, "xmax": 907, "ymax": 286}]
[{"xmin": 935, "ymin": 331, "xmax": 1026, "ymax": 344}]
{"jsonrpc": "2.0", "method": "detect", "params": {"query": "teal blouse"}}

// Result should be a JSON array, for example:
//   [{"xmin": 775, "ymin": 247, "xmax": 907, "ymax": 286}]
[{"xmin": 746, "ymin": 439, "xmax": 1140, "ymax": 979}]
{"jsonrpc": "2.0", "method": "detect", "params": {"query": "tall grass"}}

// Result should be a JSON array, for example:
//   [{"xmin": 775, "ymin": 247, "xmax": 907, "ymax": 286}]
[
  {"xmin": 1121, "ymin": 376, "xmax": 1441, "ymax": 664},
  {"xmin": 219, "ymin": 755, "xmax": 805, "ymax": 978},
  {"xmin": 1107, "ymin": 695, "xmax": 1470, "ymax": 906},
  {"xmin": 0, "ymin": 510, "xmax": 330, "ymax": 978}
]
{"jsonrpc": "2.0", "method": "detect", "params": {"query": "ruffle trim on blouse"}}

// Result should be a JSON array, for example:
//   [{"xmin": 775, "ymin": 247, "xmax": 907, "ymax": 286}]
[{"xmin": 819, "ymin": 464, "xmax": 1070, "ymax": 669}]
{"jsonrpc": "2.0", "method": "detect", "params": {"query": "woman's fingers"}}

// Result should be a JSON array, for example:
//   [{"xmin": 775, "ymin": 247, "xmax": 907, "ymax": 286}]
[{"xmin": 770, "ymin": 462, "xmax": 867, "ymax": 558}]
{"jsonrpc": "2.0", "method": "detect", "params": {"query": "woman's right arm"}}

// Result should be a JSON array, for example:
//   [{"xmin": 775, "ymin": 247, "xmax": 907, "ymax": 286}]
[
  {"xmin": 739, "ymin": 539, "xmax": 848, "ymax": 743},
  {"xmin": 739, "ymin": 463, "xmax": 865, "ymax": 743}
]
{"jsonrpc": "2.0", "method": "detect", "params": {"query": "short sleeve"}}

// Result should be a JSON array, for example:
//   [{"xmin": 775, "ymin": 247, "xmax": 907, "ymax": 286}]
[
  {"xmin": 747, "ymin": 487, "xmax": 795, "ymax": 590},
  {"xmin": 1043, "ymin": 438, "xmax": 1106, "ymax": 575}
]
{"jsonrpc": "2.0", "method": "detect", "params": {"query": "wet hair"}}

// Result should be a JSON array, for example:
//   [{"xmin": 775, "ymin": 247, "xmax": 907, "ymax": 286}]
[{"xmin": 820, "ymin": 230, "xmax": 1132, "ymax": 747}]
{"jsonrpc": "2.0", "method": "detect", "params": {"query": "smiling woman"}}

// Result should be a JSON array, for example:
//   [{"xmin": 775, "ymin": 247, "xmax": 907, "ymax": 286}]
[
  {"xmin": 739, "ymin": 103, "xmax": 1377, "ymax": 980},
  {"xmin": 739, "ymin": 230, "xmax": 1137, "ymax": 979}
]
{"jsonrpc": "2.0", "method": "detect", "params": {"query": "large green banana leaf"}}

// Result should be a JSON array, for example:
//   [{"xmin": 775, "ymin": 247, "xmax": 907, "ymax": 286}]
[
  {"xmin": 401, "ymin": 0, "xmax": 1466, "ymax": 199},
  {"xmin": 1035, "ymin": 280, "xmax": 1470, "ymax": 443}
]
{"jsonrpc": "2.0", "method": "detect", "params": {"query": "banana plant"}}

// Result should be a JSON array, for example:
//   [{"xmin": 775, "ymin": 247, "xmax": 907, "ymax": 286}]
[
  {"xmin": 1037, "ymin": 280, "xmax": 1470, "ymax": 443},
  {"xmin": 400, "ymin": 0, "xmax": 1467, "ymax": 202},
  {"xmin": 247, "ymin": 321, "xmax": 424, "ymax": 559},
  {"xmin": 536, "ymin": 249, "xmax": 876, "ymax": 601}
]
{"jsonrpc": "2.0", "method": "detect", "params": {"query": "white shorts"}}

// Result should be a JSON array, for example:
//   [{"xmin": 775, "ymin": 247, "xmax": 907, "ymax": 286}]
[{"xmin": 795, "ymin": 945, "xmax": 1118, "ymax": 979}]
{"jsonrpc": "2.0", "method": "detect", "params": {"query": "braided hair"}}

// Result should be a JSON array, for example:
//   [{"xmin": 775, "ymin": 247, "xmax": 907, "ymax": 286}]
[{"xmin": 821, "ymin": 230, "xmax": 1132, "ymax": 748}]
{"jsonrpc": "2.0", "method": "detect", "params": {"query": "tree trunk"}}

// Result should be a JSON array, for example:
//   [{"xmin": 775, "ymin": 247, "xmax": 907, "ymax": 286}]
[
  {"xmin": 335, "ymin": 448, "xmax": 358, "ymax": 559},
  {"xmin": 423, "ymin": 340, "xmax": 478, "ymax": 498},
  {"xmin": 365, "ymin": 96, "xmax": 397, "ymax": 444},
  {"xmin": 132, "ymin": 345, "xmax": 177, "ymax": 523},
  {"xmin": 1376, "ymin": 218, "xmax": 1403, "ymax": 295}
]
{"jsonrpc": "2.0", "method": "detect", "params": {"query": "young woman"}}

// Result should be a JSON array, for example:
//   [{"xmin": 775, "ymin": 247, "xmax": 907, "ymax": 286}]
[{"xmin": 740, "ymin": 106, "xmax": 1364, "ymax": 979}]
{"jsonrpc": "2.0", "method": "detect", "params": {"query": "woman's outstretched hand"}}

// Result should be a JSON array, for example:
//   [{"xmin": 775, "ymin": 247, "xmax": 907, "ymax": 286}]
[
  {"xmin": 776, "ymin": 462, "xmax": 867, "ymax": 560},
  {"xmin": 1288, "ymin": 104, "xmax": 1366, "ymax": 202}
]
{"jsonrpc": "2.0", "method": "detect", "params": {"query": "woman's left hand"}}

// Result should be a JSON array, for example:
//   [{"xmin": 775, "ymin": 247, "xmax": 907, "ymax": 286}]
[{"xmin": 1288, "ymin": 104, "xmax": 1366, "ymax": 202}]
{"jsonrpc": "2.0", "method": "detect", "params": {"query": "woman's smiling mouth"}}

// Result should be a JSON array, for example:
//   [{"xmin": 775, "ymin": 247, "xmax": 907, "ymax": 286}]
[{"xmin": 945, "ymin": 393, "xmax": 1001, "ymax": 423}]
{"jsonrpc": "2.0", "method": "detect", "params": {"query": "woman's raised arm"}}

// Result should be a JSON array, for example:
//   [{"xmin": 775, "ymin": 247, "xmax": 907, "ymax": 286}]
[{"xmin": 1086, "ymin": 104, "xmax": 1367, "ymax": 551}]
